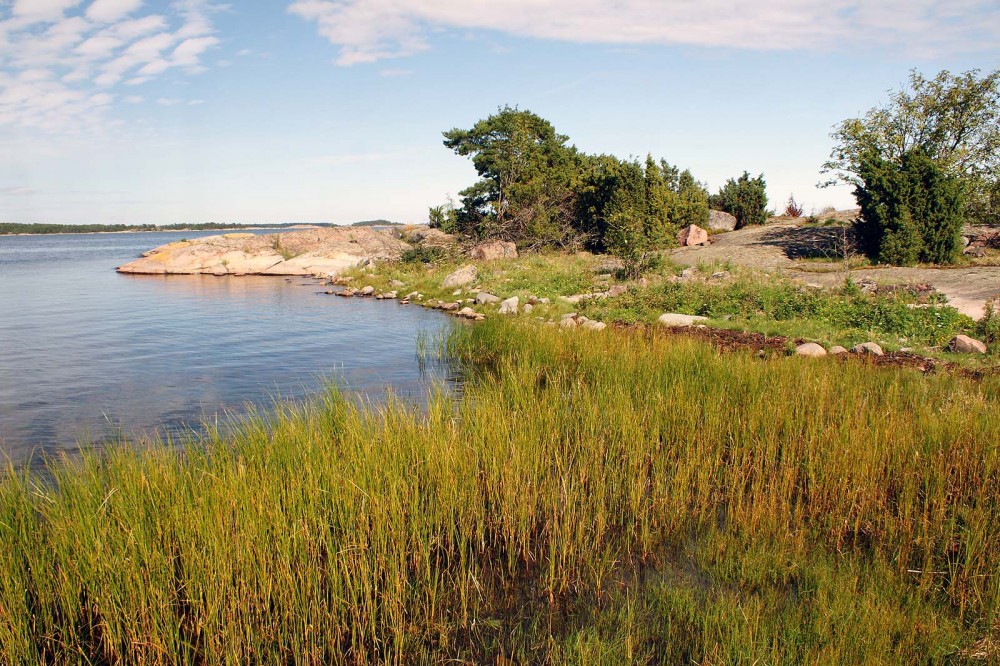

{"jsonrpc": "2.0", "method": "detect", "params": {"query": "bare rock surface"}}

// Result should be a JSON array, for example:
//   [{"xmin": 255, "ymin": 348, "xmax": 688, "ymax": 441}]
[
  {"xmin": 117, "ymin": 227, "xmax": 411, "ymax": 277},
  {"xmin": 669, "ymin": 217, "xmax": 1000, "ymax": 319},
  {"xmin": 442, "ymin": 265, "xmax": 478, "ymax": 288}
]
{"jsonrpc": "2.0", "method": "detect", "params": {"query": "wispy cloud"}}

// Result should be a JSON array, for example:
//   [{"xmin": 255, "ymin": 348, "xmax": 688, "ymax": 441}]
[
  {"xmin": 0, "ymin": 185, "xmax": 36, "ymax": 195},
  {"xmin": 288, "ymin": 0, "xmax": 1000, "ymax": 65},
  {"xmin": 0, "ymin": 0, "xmax": 222, "ymax": 132}
]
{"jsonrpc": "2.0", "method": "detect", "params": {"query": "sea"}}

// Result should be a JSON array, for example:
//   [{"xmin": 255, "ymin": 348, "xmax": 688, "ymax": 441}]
[{"xmin": 0, "ymin": 230, "xmax": 454, "ymax": 467}]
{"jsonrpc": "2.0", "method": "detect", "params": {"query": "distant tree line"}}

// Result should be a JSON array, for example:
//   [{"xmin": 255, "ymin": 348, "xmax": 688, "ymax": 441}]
[
  {"xmin": 0, "ymin": 221, "xmax": 360, "ymax": 235},
  {"xmin": 430, "ymin": 107, "xmax": 767, "ymax": 265}
]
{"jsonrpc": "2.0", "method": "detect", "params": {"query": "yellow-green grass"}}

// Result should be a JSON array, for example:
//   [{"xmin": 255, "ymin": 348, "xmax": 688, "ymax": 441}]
[{"xmin": 2, "ymin": 321, "xmax": 998, "ymax": 663}]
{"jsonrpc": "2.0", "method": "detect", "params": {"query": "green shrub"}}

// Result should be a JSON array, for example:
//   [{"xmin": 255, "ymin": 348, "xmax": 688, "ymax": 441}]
[
  {"xmin": 710, "ymin": 172, "xmax": 768, "ymax": 228},
  {"xmin": 853, "ymin": 147, "xmax": 965, "ymax": 265}
]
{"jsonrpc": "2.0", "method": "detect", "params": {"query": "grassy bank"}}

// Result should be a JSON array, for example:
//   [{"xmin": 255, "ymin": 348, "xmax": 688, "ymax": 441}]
[
  {"xmin": 2, "ymin": 320, "xmax": 999, "ymax": 663},
  {"xmin": 346, "ymin": 252, "xmax": 982, "ymax": 353}
]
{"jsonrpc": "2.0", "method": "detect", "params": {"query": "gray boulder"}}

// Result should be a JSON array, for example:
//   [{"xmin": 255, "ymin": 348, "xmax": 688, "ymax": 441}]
[
  {"xmin": 476, "ymin": 291, "xmax": 501, "ymax": 305},
  {"xmin": 658, "ymin": 313, "xmax": 709, "ymax": 327},
  {"xmin": 794, "ymin": 342, "xmax": 827, "ymax": 358},
  {"xmin": 442, "ymin": 265, "xmax": 478, "ymax": 289},
  {"xmin": 829, "ymin": 345, "xmax": 849, "ymax": 355},
  {"xmin": 949, "ymin": 334, "xmax": 987, "ymax": 354},
  {"xmin": 707, "ymin": 210, "xmax": 737, "ymax": 232},
  {"xmin": 851, "ymin": 342, "xmax": 884, "ymax": 356},
  {"xmin": 498, "ymin": 296, "xmax": 519, "ymax": 315},
  {"xmin": 582, "ymin": 320, "xmax": 607, "ymax": 331}
]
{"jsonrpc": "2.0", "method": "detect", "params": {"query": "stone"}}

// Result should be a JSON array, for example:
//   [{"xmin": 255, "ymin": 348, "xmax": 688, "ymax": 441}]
[
  {"xmin": 476, "ymin": 291, "xmax": 501, "ymax": 305},
  {"xmin": 337, "ymin": 288, "xmax": 357, "ymax": 297},
  {"xmin": 360, "ymin": 285, "xmax": 375, "ymax": 296},
  {"xmin": 582, "ymin": 320, "xmax": 607, "ymax": 331},
  {"xmin": 440, "ymin": 302, "xmax": 460, "ymax": 311},
  {"xmin": 949, "ymin": 334, "xmax": 987, "ymax": 354},
  {"xmin": 498, "ymin": 296, "xmax": 519, "ymax": 316},
  {"xmin": 679, "ymin": 267, "xmax": 697, "ymax": 279},
  {"xmin": 711, "ymin": 271, "xmax": 730, "ymax": 280},
  {"xmin": 607, "ymin": 284, "xmax": 628, "ymax": 297},
  {"xmin": 522, "ymin": 303, "xmax": 534, "ymax": 314},
  {"xmin": 707, "ymin": 210, "xmax": 737, "ymax": 232},
  {"xmin": 539, "ymin": 297, "xmax": 551, "ymax": 305},
  {"xmin": 657, "ymin": 313, "xmax": 709, "ymax": 327},
  {"xmin": 405, "ymin": 291, "xmax": 419, "ymax": 300},
  {"xmin": 442, "ymin": 264, "xmax": 478, "ymax": 289},
  {"xmin": 829, "ymin": 345, "xmax": 849, "ymax": 355},
  {"xmin": 452, "ymin": 289, "xmax": 462, "ymax": 296},
  {"xmin": 678, "ymin": 224, "xmax": 709, "ymax": 247},
  {"xmin": 384, "ymin": 291, "xmax": 397, "ymax": 299},
  {"xmin": 561, "ymin": 312, "xmax": 577, "ymax": 320},
  {"xmin": 559, "ymin": 317, "xmax": 578, "ymax": 329},
  {"xmin": 469, "ymin": 241, "xmax": 518, "ymax": 261},
  {"xmin": 794, "ymin": 342, "xmax": 827, "ymax": 358},
  {"xmin": 456, "ymin": 307, "xmax": 479, "ymax": 319},
  {"xmin": 389, "ymin": 279, "xmax": 405, "ymax": 287},
  {"xmin": 851, "ymin": 342, "xmax": 884, "ymax": 356}
]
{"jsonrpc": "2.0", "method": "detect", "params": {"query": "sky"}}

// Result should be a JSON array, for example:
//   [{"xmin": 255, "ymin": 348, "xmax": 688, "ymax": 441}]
[{"xmin": 0, "ymin": 0, "xmax": 997, "ymax": 226}]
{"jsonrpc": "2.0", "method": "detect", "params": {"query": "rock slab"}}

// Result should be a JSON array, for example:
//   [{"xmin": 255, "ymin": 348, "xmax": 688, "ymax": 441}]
[{"xmin": 678, "ymin": 224, "xmax": 709, "ymax": 247}]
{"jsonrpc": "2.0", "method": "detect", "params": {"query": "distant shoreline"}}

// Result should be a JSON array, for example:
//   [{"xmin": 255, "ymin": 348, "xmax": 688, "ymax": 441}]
[{"xmin": 0, "ymin": 221, "xmax": 403, "ymax": 237}]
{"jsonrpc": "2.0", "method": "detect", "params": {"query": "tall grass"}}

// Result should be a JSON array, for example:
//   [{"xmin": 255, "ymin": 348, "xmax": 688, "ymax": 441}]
[{"xmin": 1, "ymin": 321, "xmax": 998, "ymax": 663}]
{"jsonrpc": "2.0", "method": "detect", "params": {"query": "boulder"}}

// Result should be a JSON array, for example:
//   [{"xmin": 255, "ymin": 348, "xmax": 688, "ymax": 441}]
[
  {"xmin": 794, "ymin": 342, "xmax": 827, "ymax": 358},
  {"xmin": 360, "ymin": 285, "xmax": 375, "ymax": 296},
  {"xmin": 469, "ymin": 241, "xmax": 518, "ymax": 261},
  {"xmin": 498, "ymin": 296, "xmax": 519, "ymax": 316},
  {"xmin": 949, "ymin": 335, "xmax": 987, "ymax": 354},
  {"xmin": 476, "ymin": 291, "xmax": 501, "ymax": 305},
  {"xmin": 522, "ymin": 303, "xmax": 534, "ymax": 314},
  {"xmin": 607, "ymin": 284, "xmax": 628, "ymax": 297},
  {"xmin": 829, "ymin": 345, "xmax": 849, "ymax": 355},
  {"xmin": 707, "ymin": 210, "xmax": 737, "ymax": 232},
  {"xmin": 851, "ymin": 342, "xmax": 884, "ymax": 356},
  {"xmin": 389, "ymin": 279, "xmax": 405, "ymax": 287},
  {"xmin": 559, "ymin": 317, "xmax": 578, "ymax": 329},
  {"xmin": 455, "ymin": 307, "xmax": 479, "ymax": 319},
  {"xmin": 658, "ymin": 313, "xmax": 709, "ymax": 327},
  {"xmin": 442, "ymin": 265, "xmax": 478, "ymax": 288},
  {"xmin": 582, "ymin": 320, "xmax": 607, "ymax": 331},
  {"xmin": 440, "ymin": 302, "xmax": 460, "ymax": 311},
  {"xmin": 678, "ymin": 224, "xmax": 709, "ymax": 247}
]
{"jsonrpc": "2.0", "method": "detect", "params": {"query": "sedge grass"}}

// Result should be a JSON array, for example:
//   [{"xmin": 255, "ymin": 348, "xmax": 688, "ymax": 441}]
[{"xmin": 1, "ymin": 320, "xmax": 998, "ymax": 663}]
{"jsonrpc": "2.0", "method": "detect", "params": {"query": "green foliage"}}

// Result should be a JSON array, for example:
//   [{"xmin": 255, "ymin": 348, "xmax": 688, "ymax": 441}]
[
  {"xmin": 442, "ymin": 109, "xmax": 710, "ymax": 252},
  {"xmin": 824, "ymin": 68, "xmax": 1000, "ymax": 225},
  {"xmin": 2, "ymin": 321, "xmax": 998, "ymax": 662},
  {"xmin": 400, "ymin": 245, "xmax": 446, "ymax": 264},
  {"xmin": 710, "ymin": 171, "xmax": 768, "ymax": 228},
  {"xmin": 442, "ymin": 106, "xmax": 584, "ymax": 249},
  {"xmin": 583, "ymin": 274, "xmax": 973, "ymax": 346},
  {"xmin": 853, "ymin": 147, "xmax": 965, "ymax": 265}
]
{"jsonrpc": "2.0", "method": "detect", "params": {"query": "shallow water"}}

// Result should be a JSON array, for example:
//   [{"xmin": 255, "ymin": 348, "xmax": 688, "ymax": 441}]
[{"xmin": 0, "ymin": 231, "xmax": 452, "ymax": 465}]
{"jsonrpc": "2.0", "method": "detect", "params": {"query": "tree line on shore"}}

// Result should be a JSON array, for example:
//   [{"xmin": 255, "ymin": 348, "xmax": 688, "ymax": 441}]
[{"xmin": 434, "ymin": 67, "xmax": 999, "ymax": 268}]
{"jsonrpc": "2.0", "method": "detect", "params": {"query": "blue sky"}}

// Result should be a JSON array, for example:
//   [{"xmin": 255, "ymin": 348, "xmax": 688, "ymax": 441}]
[{"xmin": 0, "ymin": 0, "xmax": 997, "ymax": 225}]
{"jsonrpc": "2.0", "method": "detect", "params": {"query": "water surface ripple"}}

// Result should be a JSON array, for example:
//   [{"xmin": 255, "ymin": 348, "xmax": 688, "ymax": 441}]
[{"xmin": 0, "ymin": 231, "xmax": 452, "ymax": 465}]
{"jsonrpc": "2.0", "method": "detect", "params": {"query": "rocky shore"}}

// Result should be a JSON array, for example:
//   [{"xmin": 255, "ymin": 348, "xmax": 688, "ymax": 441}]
[{"xmin": 116, "ymin": 226, "xmax": 424, "ymax": 277}]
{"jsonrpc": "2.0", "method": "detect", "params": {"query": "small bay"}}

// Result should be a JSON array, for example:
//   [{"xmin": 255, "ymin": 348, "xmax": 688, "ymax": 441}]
[{"xmin": 0, "ymin": 231, "xmax": 452, "ymax": 466}]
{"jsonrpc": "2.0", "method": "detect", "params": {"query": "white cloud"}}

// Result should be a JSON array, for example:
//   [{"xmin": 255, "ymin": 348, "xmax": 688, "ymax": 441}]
[
  {"xmin": 0, "ymin": 0, "xmax": 221, "ymax": 132},
  {"xmin": 86, "ymin": 0, "xmax": 142, "ymax": 23},
  {"xmin": 123, "ymin": 94, "xmax": 143, "ymax": 103},
  {"xmin": 156, "ymin": 96, "xmax": 181, "ymax": 105},
  {"xmin": 288, "ymin": 0, "xmax": 1000, "ymax": 65}
]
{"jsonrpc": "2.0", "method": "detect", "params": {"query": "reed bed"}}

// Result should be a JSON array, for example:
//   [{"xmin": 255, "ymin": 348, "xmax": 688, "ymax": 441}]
[{"xmin": 1, "ymin": 321, "xmax": 998, "ymax": 663}]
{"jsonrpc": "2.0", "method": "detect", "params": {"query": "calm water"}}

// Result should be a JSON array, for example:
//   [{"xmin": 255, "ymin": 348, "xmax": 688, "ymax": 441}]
[{"xmin": 0, "ymin": 231, "xmax": 453, "ymax": 465}]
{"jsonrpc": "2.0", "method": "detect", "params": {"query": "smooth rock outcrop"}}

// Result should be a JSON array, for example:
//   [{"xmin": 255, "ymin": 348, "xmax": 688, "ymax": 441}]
[
  {"xmin": 794, "ymin": 342, "xmax": 827, "ymax": 357},
  {"xmin": 469, "ymin": 241, "xmax": 518, "ymax": 261},
  {"xmin": 658, "ymin": 313, "xmax": 709, "ymax": 327},
  {"xmin": 442, "ymin": 265, "xmax": 478, "ymax": 289},
  {"xmin": 949, "ymin": 334, "xmax": 987, "ymax": 354},
  {"xmin": 678, "ymin": 224, "xmax": 709, "ymax": 247},
  {"xmin": 117, "ymin": 227, "xmax": 411, "ymax": 277}
]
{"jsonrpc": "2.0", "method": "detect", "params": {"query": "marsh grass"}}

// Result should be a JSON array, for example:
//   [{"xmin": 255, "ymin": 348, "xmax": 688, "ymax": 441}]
[{"xmin": 2, "ymin": 321, "xmax": 998, "ymax": 663}]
